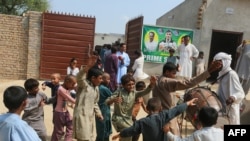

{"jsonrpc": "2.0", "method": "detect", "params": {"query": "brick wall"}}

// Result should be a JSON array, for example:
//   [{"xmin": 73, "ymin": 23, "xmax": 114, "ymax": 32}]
[
  {"xmin": 26, "ymin": 11, "xmax": 42, "ymax": 79},
  {"xmin": 0, "ymin": 11, "xmax": 42, "ymax": 80}
]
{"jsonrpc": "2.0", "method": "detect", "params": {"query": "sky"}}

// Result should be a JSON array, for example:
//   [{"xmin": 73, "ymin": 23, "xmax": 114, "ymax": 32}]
[{"xmin": 49, "ymin": 0, "xmax": 185, "ymax": 34}]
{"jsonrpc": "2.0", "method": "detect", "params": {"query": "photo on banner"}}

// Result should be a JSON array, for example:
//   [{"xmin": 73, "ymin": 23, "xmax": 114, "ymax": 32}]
[{"xmin": 141, "ymin": 25, "xmax": 194, "ymax": 63}]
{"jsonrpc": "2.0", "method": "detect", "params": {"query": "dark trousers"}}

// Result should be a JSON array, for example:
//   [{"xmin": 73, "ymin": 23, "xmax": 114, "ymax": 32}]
[{"xmin": 51, "ymin": 111, "xmax": 73, "ymax": 141}]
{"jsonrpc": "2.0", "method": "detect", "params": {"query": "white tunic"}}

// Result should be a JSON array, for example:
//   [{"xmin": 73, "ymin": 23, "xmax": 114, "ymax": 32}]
[
  {"xmin": 217, "ymin": 70, "xmax": 245, "ymax": 124},
  {"xmin": 132, "ymin": 55, "xmax": 149, "ymax": 81},
  {"xmin": 167, "ymin": 127, "xmax": 224, "ymax": 141},
  {"xmin": 196, "ymin": 58, "xmax": 205, "ymax": 75},
  {"xmin": 177, "ymin": 43, "xmax": 199, "ymax": 78}
]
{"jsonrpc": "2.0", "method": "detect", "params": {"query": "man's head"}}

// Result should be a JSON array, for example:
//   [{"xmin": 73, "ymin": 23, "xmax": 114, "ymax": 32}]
[
  {"xmin": 135, "ymin": 81, "xmax": 146, "ymax": 91},
  {"xmin": 102, "ymin": 72, "xmax": 110, "ymax": 86},
  {"xmin": 121, "ymin": 74, "xmax": 135, "ymax": 92},
  {"xmin": 3, "ymin": 86, "xmax": 28, "ymax": 113},
  {"xmin": 163, "ymin": 62, "xmax": 177, "ymax": 78},
  {"xmin": 169, "ymin": 48, "xmax": 175, "ymax": 55},
  {"xmin": 87, "ymin": 67, "xmax": 104, "ymax": 87},
  {"xmin": 166, "ymin": 30, "xmax": 172, "ymax": 41},
  {"xmin": 183, "ymin": 35, "xmax": 190, "ymax": 46},
  {"xmin": 63, "ymin": 75, "xmax": 77, "ymax": 90},
  {"xmin": 119, "ymin": 43, "xmax": 126, "ymax": 52},
  {"xmin": 134, "ymin": 50, "xmax": 142, "ymax": 57},
  {"xmin": 146, "ymin": 97, "xmax": 162, "ymax": 113},
  {"xmin": 24, "ymin": 78, "xmax": 40, "ymax": 95},
  {"xmin": 149, "ymin": 31, "xmax": 155, "ymax": 42},
  {"xmin": 111, "ymin": 46, "xmax": 117, "ymax": 54},
  {"xmin": 198, "ymin": 107, "xmax": 218, "ymax": 127},
  {"xmin": 213, "ymin": 52, "xmax": 232, "ymax": 72},
  {"xmin": 51, "ymin": 73, "xmax": 61, "ymax": 85}
]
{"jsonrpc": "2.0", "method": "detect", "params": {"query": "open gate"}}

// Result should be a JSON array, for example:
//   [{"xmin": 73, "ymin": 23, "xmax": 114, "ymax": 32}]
[
  {"xmin": 125, "ymin": 16, "xmax": 144, "ymax": 69},
  {"xmin": 40, "ymin": 11, "xmax": 95, "ymax": 80}
]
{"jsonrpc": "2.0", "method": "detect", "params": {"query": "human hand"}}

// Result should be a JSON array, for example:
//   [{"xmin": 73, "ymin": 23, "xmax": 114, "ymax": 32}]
[
  {"xmin": 162, "ymin": 123, "xmax": 171, "ymax": 133},
  {"xmin": 118, "ymin": 56, "xmax": 123, "ymax": 60},
  {"xmin": 149, "ymin": 75, "xmax": 157, "ymax": 87},
  {"xmin": 112, "ymin": 133, "xmax": 121, "ymax": 140},
  {"xmin": 207, "ymin": 60, "xmax": 222, "ymax": 73},
  {"xmin": 190, "ymin": 56, "xmax": 195, "ymax": 61},
  {"xmin": 39, "ymin": 99, "xmax": 45, "ymax": 107},
  {"xmin": 87, "ymin": 55, "xmax": 98, "ymax": 68},
  {"xmin": 226, "ymin": 96, "xmax": 235, "ymax": 105},
  {"xmin": 113, "ymin": 96, "xmax": 123, "ymax": 104},
  {"xmin": 96, "ymin": 114, "xmax": 104, "ymax": 121},
  {"xmin": 186, "ymin": 98, "xmax": 198, "ymax": 106},
  {"xmin": 137, "ymin": 97, "xmax": 144, "ymax": 103}
]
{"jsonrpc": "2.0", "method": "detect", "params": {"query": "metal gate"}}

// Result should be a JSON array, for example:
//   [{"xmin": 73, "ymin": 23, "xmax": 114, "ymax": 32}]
[
  {"xmin": 125, "ymin": 16, "xmax": 144, "ymax": 69},
  {"xmin": 40, "ymin": 12, "xmax": 95, "ymax": 80}
]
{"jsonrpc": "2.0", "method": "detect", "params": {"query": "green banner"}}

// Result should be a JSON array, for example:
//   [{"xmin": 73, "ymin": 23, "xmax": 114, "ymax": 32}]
[{"xmin": 141, "ymin": 25, "xmax": 194, "ymax": 63}]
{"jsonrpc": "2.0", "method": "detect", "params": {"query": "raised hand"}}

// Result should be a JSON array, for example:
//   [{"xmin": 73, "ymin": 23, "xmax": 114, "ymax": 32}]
[
  {"xmin": 186, "ymin": 98, "xmax": 198, "ymax": 106},
  {"xmin": 86, "ymin": 54, "xmax": 98, "ymax": 68},
  {"xmin": 149, "ymin": 75, "xmax": 157, "ymax": 88}
]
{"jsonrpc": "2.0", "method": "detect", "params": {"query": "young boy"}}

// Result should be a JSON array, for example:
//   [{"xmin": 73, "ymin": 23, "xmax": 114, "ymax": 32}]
[
  {"xmin": 131, "ymin": 81, "xmax": 148, "ymax": 141},
  {"xmin": 51, "ymin": 75, "xmax": 76, "ymax": 141},
  {"xmin": 0, "ymin": 86, "xmax": 41, "ymax": 141},
  {"xmin": 105, "ymin": 74, "xmax": 157, "ymax": 141},
  {"xmin": 22, "ymin": 78, "xmax": 50, "ymax": 141},
  {"xmin": 152, "ymin": 61, "xmax": 221, "ymax": 136},
  {"xmin": 41, "ymin": 73, "xmax": 61, "ymax": 109},
  {"xmin": 196, "ymin": 51, "xmax": 206, "ymax": 76},
  {"xmin": 73, "ymin": 55, "xmax": 104, "ymax": 141},
  {"xmin": 95, "ymin": 72, "xmax": 113, "ymax": 141},
  {"xmin": 112, "ymin": 97, "xmax": 198, "ymax": 141},
  {"xmin": 166, "ymin": 47, "xmax": 179, "ymax": 71},
  {"xmin": 165, "ymin": 107, "xmax": 224, "ymax": 141}
]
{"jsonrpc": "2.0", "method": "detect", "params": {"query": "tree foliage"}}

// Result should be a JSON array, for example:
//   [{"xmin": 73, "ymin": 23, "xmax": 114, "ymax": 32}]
[{"xmin": 0, "ymin": 0, "xmax": 50, "ymax": 15}]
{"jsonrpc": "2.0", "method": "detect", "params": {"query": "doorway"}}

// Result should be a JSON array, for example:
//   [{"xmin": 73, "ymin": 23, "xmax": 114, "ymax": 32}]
[{"xmin": 207, "ymin": 30, "xmax": 243, "ymax": 82}]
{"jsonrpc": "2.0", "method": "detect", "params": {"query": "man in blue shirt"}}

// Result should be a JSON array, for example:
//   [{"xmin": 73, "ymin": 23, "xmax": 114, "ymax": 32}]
[
  {"xmin": 116, "ymin": 43, "xmax": 130, "ymax": 87},
  {"xmin": 0, "ymin": 86, "xmax": 41, "ymax": 141}
]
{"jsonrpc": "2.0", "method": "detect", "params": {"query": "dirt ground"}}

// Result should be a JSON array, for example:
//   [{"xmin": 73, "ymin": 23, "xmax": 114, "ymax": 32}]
[{"xmin": 0, "ymin": 79, "xmax": 250, "ymax": 141}]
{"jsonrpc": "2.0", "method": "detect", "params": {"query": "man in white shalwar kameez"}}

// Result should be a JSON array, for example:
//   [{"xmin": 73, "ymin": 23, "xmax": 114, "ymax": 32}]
[
  {"xmin": 116, "ymin": 43, "xmax": 130, "ymax": 86},
  {"xmin": 177, "ymin": 35, "xmax": 199, "ymax": 78},
  {"xmin": 132, "ymin": 50, "xmax": 149, "ymax": 81},
  {"xmin": 235, "ymin": 40, "xmax": 250, "ymax": 96},
  {"xmin": 213, "ymin": 52, "xmax": 245, "ymax": 125}
]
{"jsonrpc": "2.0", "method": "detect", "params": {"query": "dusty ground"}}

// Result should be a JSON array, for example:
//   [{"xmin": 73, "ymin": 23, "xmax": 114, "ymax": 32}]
[{"xmin": 0, "ymin": 79, "xmax": 250, "ymax": 141}]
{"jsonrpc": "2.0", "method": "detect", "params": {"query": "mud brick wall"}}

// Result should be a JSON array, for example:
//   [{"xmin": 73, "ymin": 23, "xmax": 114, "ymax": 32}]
[{"xmin": 0, "ymin": 11, "xmax": 42, "ymax": 80}]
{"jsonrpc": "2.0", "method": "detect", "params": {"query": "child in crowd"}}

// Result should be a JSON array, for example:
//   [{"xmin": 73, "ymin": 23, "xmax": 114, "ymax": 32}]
[
  {"xmin": 51, "ymin": 75, "xmax": 77, "ymax": 141},
  {"xmin": 41, "ymin": 73, "xmax": 61, "ymax": 110},
  {"xmin": 131, "ymin": 81, "xmax": 148, "ymax": 141},
  {"xmin": 67, "ymin": 57, "xmax": 79, "ymax": 98},
  {"xmin": 196, "ymin": 51, "xmax": 206, "ymax": 76},
  {"xmin": 164, "ymin": 107, "xmax": 224, "ymax": 141},
  {"xmin": 127, "ymin": 68, "xmax": 134, "ymax": 76},
  {"xmin": 0, "ymin": 86, "xmax": 41, "ymax": 141},
  {"xmin": 112, "ymin": 97, "xmax": 198, "ymax": 141},
  {"xmin": 67, "ymin": 57, "xmax": 79, "ymax": 76},
  {"xmin": 22, "ymin": 78, "xmax": 50, "ymax": 141},
  {"xmin": 73, "ymin": 55, "xmax": 104, "ymax": 141},
  {"xmin": 95, "ymin": 72, "xmax": 113, "ymax": 141},
  {"xmin": 105, "ymin": 74, "xmax": 157, "ymax": 141},
  {"xmin": 166, "ymin": 47, "xmax": 179, "ymax": 71}
]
